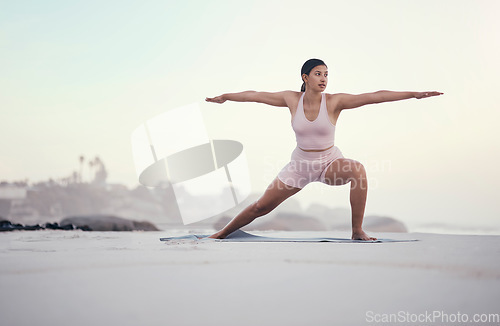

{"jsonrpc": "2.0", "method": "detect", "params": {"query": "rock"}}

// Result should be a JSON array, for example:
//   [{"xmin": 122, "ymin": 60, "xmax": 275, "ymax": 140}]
[
  {"xmin": 363, "ymin": 216, "xmax": 408, "ymax": 233},
  {"xmin": 0, "ymin": 220, "xmax": 43, "ymax": 231},
  {"xmin": 131, "ymin": 220, "xmax": 159, "ymax": 231},
  {"xmin": 45, "ymin": 222, "xmax": 73, "ymax": 230},
  {"xmin": 211, "ymin": 206, "xmax": 408, "ymax": 233},
  {"xmin": 248, "ymin": 212, "xmax": 327, "ymax": 231},
  {"xmin": 327, "ymin": 215, "xmax": 408, "ymax": 233},
  {"xmin": 0, "ymin": 220, "xmax": 21, "ymax": 231},
  {"xmin": 60, "ymin": 215, "xmax": 159, "ymax": 231},
  {"xmin": 307, "ymin": 204, "xmax": 347, "ymax": 225}
]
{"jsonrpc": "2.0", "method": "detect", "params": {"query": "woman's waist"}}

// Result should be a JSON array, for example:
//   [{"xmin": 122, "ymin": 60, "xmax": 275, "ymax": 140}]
[
  {"xmin": 293, "ymin": 144, "xmax": 340, "ymax": 160},
  {"xmin": 298, "ymin": 144, "xmax": 335, "ymax": 152},
  {"xmin": 295, "ymin": 137, "xmax": 335, "ymax": 152}
]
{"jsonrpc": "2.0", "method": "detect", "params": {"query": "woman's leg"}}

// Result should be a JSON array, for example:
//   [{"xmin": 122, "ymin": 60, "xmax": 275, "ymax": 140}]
[
  {"xmin": 209, "ymin": 177, "xmax": 302, "ymax": 239},
  {"xmin": 322, "ymin": 158, "xmax": 376, "ymax": 241}
]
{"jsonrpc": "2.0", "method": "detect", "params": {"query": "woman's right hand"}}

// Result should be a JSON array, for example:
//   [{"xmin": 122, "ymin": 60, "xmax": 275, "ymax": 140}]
[{"xmin": 205, "ymin": 95, "xmax": 226, "ymax": 104}]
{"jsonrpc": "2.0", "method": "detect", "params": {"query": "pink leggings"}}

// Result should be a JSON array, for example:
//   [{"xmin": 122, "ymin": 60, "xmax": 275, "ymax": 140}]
[{"xmin": 277, "ymin": 146, "xmax": 344, "ymax": 189}]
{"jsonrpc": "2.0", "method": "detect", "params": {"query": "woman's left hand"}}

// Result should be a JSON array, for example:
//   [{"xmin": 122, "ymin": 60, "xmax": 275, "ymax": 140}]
[
  {"xmin": 415, "ymin": 91, "xmax": 444, "ymax": 99},
  {"xmin": 205, "ymin": 95, "xmax": 226, "ymax": 104}
]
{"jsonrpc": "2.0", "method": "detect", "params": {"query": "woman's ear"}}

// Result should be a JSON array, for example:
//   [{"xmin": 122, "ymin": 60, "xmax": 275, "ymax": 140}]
[{"xmin": 302, "ymin": 73, "xmax": 308, "ymax": 83}]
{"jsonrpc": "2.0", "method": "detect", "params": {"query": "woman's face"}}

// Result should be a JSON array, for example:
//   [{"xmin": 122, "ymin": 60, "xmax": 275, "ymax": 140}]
[{"xmin": 303, "ymin": 65, "xmax": 328, "ymax": 92}]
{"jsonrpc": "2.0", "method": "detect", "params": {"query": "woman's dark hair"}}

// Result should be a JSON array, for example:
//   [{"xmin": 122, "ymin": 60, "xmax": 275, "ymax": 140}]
[{"xmin": 301, "ymin": 58, "xmax": 327, "ymax": 92}]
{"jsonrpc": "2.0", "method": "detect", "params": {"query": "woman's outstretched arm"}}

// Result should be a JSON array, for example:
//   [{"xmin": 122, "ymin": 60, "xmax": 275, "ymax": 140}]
[
  {"xmin": 206, "ymin": 91, "xmax": 294, "ymax": 107},
  {"xmin": 337, "ymin": 90, "xmax": 443, "ymax": 110}
]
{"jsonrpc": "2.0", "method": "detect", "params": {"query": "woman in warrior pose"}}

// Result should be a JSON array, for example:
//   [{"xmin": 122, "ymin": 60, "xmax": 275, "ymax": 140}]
[{"xmin": 206, "ymin": 58, "xmax": 442, "ymax": 240}]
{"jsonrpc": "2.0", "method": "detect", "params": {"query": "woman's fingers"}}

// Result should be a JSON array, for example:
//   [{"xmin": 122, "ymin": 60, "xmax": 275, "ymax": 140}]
[
  {"xmin": 205, "ymin": 96, "xmax": 225, "ymax": 103},
  {"xmin": 427, "ymin": 91, "xmax": 443, "ymax": 97},
  {"xmin": 416, "ymin": 91, "xmax": 444, "ymax": 99}
]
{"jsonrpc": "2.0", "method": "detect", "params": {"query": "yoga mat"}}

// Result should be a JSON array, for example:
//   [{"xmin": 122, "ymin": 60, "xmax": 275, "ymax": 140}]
[{"xmin": 160, "ymin": 230, "xmax": 418, "ymax": 243}]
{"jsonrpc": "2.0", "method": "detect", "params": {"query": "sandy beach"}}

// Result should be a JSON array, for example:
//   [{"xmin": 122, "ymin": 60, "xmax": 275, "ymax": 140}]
[{"xmin": 1, "ymin": 230, "xmax": 499, "ymax": 326}]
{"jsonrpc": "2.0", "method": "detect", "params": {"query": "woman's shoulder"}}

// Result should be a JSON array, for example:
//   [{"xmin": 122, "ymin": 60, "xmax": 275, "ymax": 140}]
[
  {"xmin": 325, "ymin": 92, "xmax": 346, "ymax": 103},
  {"xmin": 325, "ymin": 93, "xmax": 345, "ymax": 111},
  {"xmin": 325, "ymin": 92, "xmax": 345, "ymax": 99},
  {"xmin": 281, "ymin": 90, "xmax": 302, "ymax": 96},
  {"xmin": 280, "ymin": 90, "xmax": 302, "ymax": 101},
  {"xmin": 286, "ymin": 91, "xmax": 305, "ymax": 99},
  {"xmin": 279, "ymin": 91, "xmax": 302, "ymax": 110}
]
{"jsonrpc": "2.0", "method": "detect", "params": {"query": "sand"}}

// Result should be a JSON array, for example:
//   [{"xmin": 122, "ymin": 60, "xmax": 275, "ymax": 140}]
[{"xmin": 1, "ymin": 230, "xmax": 499, "ymax": 326}]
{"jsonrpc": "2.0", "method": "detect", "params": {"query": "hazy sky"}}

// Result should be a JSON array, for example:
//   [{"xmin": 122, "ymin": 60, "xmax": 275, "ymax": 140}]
[{"xmin": 1, "ymin": 0, "xmax": 499, "ymax": 230}]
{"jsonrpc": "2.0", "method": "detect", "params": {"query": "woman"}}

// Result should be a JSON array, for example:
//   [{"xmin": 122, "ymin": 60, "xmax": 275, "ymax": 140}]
[{"xmin": 205, "ymin": 58, "xmax": 442, "ymax": 240}]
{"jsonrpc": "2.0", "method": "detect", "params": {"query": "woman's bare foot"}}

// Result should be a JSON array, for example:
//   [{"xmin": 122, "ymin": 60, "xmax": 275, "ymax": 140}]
[
  {"xmin": 207, "ymin": 231, "xmax": 225, "ymax": 239},
  {"xmin": 352, "ymin": 229, "xmax": 377, "ymax": 241}
]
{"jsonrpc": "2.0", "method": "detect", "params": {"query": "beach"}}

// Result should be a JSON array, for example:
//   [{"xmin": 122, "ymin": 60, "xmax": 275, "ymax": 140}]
[{"xmin": 1, "ymin": 230, "xmax": 499, "ymax": 326}]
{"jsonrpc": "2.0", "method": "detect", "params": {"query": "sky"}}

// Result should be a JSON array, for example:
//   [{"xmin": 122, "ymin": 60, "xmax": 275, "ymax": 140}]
[{"xmin": 1, "ymin": 0, "xmax": 499, "ymax": 231}]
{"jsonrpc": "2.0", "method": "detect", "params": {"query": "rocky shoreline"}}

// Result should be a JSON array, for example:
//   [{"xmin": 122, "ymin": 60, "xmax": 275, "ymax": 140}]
[
  {"xmin": 0, "ymin": 214, "xmax": 159, "ymax": 232},
  {"xmin": 0, "ymin": 220, "xmax": 91, "ymax": 232}
]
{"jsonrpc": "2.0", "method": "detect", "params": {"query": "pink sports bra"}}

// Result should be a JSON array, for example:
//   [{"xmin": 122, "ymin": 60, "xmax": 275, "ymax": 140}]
[{"xmin": 292, "ymin": 93, "xmax": 336, "ymax": 150}]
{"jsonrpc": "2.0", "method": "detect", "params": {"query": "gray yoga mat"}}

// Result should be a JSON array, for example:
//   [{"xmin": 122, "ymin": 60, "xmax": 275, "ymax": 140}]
[{"xmin": 160, "ymin": 229, "xmax": 418, "ymax": 243}]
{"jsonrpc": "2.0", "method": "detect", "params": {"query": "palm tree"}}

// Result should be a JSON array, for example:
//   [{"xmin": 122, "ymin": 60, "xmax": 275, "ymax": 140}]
[
  {"xmin": 92, "ymin": 156, "xmax": 107, "ymax": 185},
  {"xmin": 79, "ymin": 155, "xmax": 85, "ymax": 183},
  {"xmin": 88, "ymin": 160, "xmax": 94, "ymax": 184}
]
